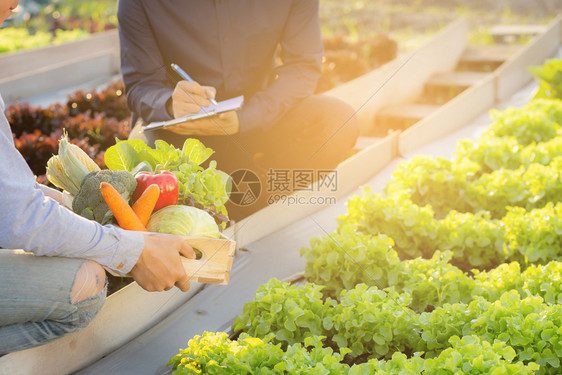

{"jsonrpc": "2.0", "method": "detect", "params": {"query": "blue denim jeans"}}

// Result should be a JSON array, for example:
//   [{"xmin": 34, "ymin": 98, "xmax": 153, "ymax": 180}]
[{"xmin": 0, "ymin": 250, "xmax": 106, "ymax": 354}]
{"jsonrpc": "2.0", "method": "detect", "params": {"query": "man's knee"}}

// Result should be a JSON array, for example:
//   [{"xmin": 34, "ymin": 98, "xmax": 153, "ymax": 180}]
[
  {"xmin": 306, "ymin": 95, "xmax": 359, "ymax": 145},
  {"xmin": 326, "ymin": 96, "xmax": 359, "ymax": 146},
  {"xmin": 311, "ymin": 95, "xmax": 360, "ymax": 158},
  {"xmin": 70, "ymin": 261, "xmax": 107, "ymax": 304}
]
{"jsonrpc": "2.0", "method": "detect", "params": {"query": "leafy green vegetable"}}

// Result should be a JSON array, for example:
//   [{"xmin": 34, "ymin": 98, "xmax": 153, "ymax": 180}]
[
  {"xmin": 485, "ymin": 99, "xmax": 562, "ymax": 146},
  {"xmin": 503, "ymin": 202, "xmax": 562, "ymax": 265},
  {"xmin": 385, "ymin": 155, "xmax": 479, "ymax": 218},
  {"xmin": 303, "ymin": 218, "xmax": 562, "ymax": 311},
  {"xmin": 168, "ymin": 332, "xmax": 351, "ymax": 374},
  {"xmin": 423, "ymin": 335, "xmax": 539, "ymax": 374},
  {"xmin": 331, "ymin": 285, "xmax": 417, "ymax": 358},
  {"xmin": 351, "ymin": 335, "xmax": 538, "ymax": 374},
  {"xmin": 338, "ymin": 188, "xmax": 437, "ymax": 260},
  {"xmin": 234, "ymin": 279, "xmax": 562, "ymax": 373},
  {"xmin": 232, "ymin": 279, "xmax": 335, "ymax": 347},
  {"xmin": 103, "ymin": 140, "xmax": 146, "ymax": 171},
  {"xmin": 385, "ymin": 153, "xmax": 562, "ymax": 220},
  {"xmin": 146, "ymin": 205, "xmax": 220, "ymax": 238},
  {"xmin": 181, "ymin": 138, "xmax": 214, "ymax": 166},
  {"xmin": 397, "ymin": 251, "xmax": 475, "ymax": 312},
  {"xmin": 104, "ymin": 138, "xmax": 230, "ymax": 220},
  {"xmin": 232, "ymin": 279, "xmax": 419, "ymax": 360},
  {"xmin": 168, "ymin": 332, "xmax": 284, "ymax": 374},
  {"xmin": 436, "ymin": 210, "xmax": 506, "ymax": 269},
  {"xmin": 301, "ymin": 225, "xmax": 401, "ymax": 298},
  {"xmin": 464, "ymin": 158, "xmax": 562, "ymax": 217},
  {"xmin": 454, "ymin": 135, "xmax": 562, "ymax": 174},
  {"xmin": 473, "ymin": 261, "xmax": 562, "ymax": 305},
  {"xmin": 418, "ymin": 292, "xmax": 562, "ymax": 374},
  {"xmin": 168, "ymin": 331, "xmax": 537, "ymax": 374},
  {"xmin": 301, "ymin": 226, "xmax": 476, "ymax": 312},
  {"xmin": 349, "ymin": 352, "xmax": 425, "ymax": 374},
  {"xmin": 339, "ymin": 186, "xmax": 561, "ymax": 270},
  {"xmin": 529, "ymin": 59, "xmax": 562, "ymax": 100},
  {"xmin": 0, "ymin": 27, "xmax": 90, "ymax": 54}
]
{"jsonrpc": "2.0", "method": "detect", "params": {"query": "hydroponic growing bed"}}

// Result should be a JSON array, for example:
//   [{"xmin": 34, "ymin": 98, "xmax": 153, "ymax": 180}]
[
  {"xmin": 73, "ymin": 29, "xmax": 562, "ymax": 375},
  {"xmin": 1, "ymin": 13, "xmax": 561, "ymax": 375}
]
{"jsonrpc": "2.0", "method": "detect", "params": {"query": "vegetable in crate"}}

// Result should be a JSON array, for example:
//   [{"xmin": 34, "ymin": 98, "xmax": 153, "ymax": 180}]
[
  {"xmin": 132, "ymin": 170, "xmax": 179, "ymax": 212},
  {"xmin": 100, "ymin": 182, "xmax": 147, "ymax": 231},
  {"xmin": 72, "ymin": 170, "xmax": 137, "ymax": 225},
  {"xmin": 147, "ymin": 205, "xmax": 220, "ymax": 239},
  {"xmin": 104, "ymin": 138, "xmax": 230, "ymax": 226},
  {"xmin": 132, "ymin": 184, "xmax": 161, "ymax": 226},
  {"xmin": 46, "ymin": 132, "xmax": 100, "ymax": 195}
]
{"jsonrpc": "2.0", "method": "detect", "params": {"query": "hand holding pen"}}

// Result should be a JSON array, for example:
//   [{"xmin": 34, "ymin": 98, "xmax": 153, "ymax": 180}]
[
  {"xmin": 164, "ymin": 63, "xmax": 240, "ymax": 136},
  {"xmin": 171, "ymin": 64, "xmax": 219, "ymax": 106},
  {"xmin": 168, "ymin": 63, "xmax": 219, "ymax": 119}
]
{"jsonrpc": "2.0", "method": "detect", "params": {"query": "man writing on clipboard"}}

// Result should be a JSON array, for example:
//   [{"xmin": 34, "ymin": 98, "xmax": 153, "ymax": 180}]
[{"xmin": 118, "ymin": 0, "xmax": 359, "ymax": 219}]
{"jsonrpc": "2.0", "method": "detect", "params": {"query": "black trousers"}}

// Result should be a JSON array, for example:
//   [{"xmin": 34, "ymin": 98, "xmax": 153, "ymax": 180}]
[{"xmin": 131, "ymin": 95, "xmax": 359, "ymax": 221}]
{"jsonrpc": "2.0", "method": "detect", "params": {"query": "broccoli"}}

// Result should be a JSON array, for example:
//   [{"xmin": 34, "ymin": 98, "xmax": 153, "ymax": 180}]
[{"xmin": 72, "ymin": 170, "xmax": 137, "ymax": 225}]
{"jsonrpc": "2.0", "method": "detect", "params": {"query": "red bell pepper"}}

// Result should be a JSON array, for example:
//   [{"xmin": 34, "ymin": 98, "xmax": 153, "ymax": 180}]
[{"xmin": 132, "ymin": 170, "xmax": 179, "ymax": 212}]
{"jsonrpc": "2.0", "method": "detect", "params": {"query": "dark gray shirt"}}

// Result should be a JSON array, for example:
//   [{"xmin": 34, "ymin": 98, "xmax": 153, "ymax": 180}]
[{"xmin": 117, "ymin": 0, "xmax": 323, "ymax": 131}]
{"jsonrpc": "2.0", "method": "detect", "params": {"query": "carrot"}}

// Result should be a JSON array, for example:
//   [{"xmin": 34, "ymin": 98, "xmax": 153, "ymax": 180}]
[
  {"xmin": 132, "ymin": 184, "xmax": 160, "ymax": 226},
  {"xmin": 100, "ymin": 182, "xmax": 146, "ymax": 231}
]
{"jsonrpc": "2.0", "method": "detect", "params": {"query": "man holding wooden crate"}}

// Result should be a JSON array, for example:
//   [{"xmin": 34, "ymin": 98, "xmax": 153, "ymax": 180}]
[{"xmin": 0, "ymin": 1, "xmax": 198, "ymax": 356}]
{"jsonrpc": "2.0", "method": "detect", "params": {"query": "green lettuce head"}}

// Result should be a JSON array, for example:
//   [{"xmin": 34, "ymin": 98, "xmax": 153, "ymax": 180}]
[{"xmin": 146, "ymin": 205, "xmax": 220, "ymax": 238}]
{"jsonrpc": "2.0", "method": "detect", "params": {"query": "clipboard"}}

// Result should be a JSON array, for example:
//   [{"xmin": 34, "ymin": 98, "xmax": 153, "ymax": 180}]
[{"xmin": 142, "ymin": 95, "xmax": 244, "ymax": 132}]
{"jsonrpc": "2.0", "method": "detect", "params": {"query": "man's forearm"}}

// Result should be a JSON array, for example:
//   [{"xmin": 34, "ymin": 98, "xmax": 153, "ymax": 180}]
[
  {"xmin": 118, "ymin": 0, "xmax": 174, "ymax": 123},
  {"xmin": 125, "ymin": 83, "xmax": 174, "ymax": 123}
]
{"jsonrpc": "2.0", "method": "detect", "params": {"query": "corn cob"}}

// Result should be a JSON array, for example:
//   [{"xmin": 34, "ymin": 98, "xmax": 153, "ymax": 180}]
[
  {"xmin": 45, "ymin": 131, "xmax": 100, "ymax": 195},
  {"xmin": 46, "ymin": 155, "xmax": 79, "ymax": 194}
]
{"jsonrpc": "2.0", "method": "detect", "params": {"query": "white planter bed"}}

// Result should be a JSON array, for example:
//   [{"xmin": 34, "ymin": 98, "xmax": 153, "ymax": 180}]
[{"xmin": 0, "ymin": 30, "xmax": 119, "ymax": 103}]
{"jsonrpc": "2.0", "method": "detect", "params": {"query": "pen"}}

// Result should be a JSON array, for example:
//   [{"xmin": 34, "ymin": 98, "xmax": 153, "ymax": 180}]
[{"xmin": 171, "ymin": 63, "xmax": 218, "ymax": 106}]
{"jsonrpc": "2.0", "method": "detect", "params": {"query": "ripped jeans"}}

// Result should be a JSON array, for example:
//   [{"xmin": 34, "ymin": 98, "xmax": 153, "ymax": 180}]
[{"xmin": 0, "ymin": 250, "xmax": 106, "ymax": 354}]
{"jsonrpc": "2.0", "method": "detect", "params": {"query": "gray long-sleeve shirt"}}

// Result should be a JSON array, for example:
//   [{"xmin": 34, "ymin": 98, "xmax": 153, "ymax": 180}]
[
  {"xmin": 0, "ymin": 95, "xmax": 144, "ymax": 276},
  {"xmin": 117, "ymin": 0, "xmax": 323, "ymax": 132}
]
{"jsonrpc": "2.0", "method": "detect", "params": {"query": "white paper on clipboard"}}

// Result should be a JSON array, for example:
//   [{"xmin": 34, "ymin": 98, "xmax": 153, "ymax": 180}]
[{"xmin": 141, "ymin": 95, "xmax": 244, "ymax": 132}]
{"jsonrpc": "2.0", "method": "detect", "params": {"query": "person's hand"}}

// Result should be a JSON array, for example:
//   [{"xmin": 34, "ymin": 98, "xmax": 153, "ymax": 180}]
[
  {"xmin": 167, "ymin": 80, "xmax": 240, "ymax": 136},
  {"xmin": 171, "ymin": 80, "xmax": 216, "ymax": 118},
  {"xmin": 129, "ymin": 232, "xmax": 196, "ymax": 292},
  {"xmin": 167, "ymin": 110, "xmax": 240, "ymax": 136}
]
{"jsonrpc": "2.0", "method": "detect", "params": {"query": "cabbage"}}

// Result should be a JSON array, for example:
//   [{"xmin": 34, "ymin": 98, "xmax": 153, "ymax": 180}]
[{"xmin": 146, "ymin": 205, "xmax": 220, "ymax": 238}]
